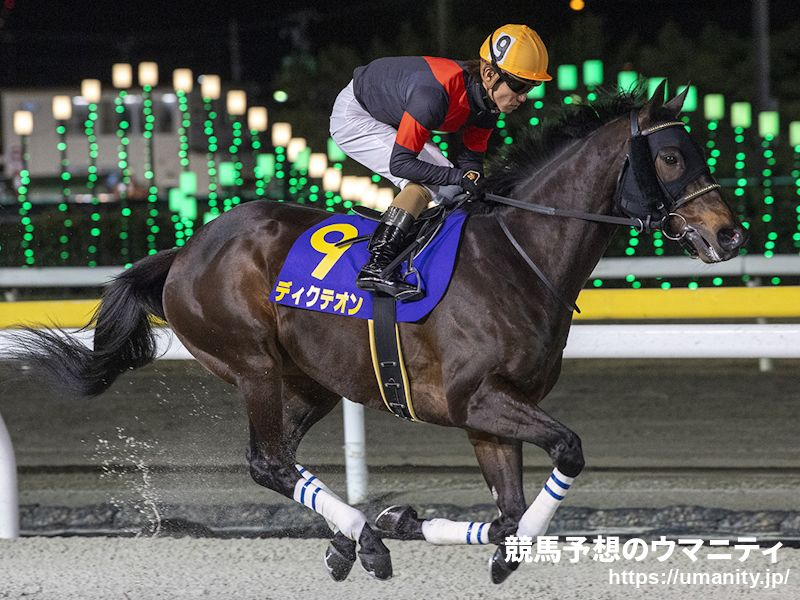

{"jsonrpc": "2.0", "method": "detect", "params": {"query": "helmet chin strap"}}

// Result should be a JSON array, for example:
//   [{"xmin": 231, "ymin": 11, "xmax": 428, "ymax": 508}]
[{"xmin": 483, "ymin": 73, "xmax": 501, "ymax": 112}]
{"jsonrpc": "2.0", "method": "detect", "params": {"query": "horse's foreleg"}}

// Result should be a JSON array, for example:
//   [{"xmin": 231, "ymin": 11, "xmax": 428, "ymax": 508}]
[
  {"xmin": 377, "ymin": 433, "xmax": 523, "ymax": 547},
  {"xmin": 456, "ymin": 377, "xmax": 585, "ymax": 583},
  {"xmin": 468, "ymin": 434, "xmax": 527, "ymax": 544}
]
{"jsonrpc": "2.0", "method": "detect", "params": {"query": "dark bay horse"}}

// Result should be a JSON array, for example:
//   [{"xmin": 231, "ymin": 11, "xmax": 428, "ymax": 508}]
[{"xmin": 14, "ymin": 84, "xmax": 745, "ymax": 583}]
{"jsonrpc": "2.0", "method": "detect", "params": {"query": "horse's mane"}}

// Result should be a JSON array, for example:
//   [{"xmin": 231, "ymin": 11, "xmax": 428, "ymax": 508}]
[{"xmin": 482, "ymin": 89, "xmax": 648, "ymax": 198}]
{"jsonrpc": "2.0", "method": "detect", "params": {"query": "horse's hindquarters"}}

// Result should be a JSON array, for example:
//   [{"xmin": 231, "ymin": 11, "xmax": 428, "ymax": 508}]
[{"xmin": 162, "ymin": 202, "xmax": 328, "ymax": 384}]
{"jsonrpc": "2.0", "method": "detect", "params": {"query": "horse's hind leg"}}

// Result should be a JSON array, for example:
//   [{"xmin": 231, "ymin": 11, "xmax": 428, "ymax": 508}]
[
  {"xmin": 279, "ymin": 371, "xmax": 360, "ymax": 581},
  {"xmin": 245, "ymin": 368, "xmax": 392, "ymax": 580}
]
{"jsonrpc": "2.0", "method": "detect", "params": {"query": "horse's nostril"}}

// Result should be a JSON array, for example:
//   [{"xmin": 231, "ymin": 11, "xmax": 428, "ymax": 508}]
[{"xmin": 717, "ymin": 227, "xmax": 744, "ymax": 251}]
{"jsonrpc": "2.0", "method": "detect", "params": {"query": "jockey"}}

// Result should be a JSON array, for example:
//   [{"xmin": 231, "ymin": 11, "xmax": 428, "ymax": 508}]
[{"xmin": 330, "ymin": 24, "xmax": 552, "ymax": 297}]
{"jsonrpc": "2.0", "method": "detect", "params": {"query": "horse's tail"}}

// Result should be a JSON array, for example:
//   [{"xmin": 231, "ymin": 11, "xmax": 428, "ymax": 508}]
[{"xmin": 12, "ymin": 248, "xmax": 180, "ymax": 398}]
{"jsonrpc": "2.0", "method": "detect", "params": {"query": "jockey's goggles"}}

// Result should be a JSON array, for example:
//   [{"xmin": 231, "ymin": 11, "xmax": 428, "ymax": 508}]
[{"xmin": 500, "ymin": 72, "xmax": 541, "ymax": 95}]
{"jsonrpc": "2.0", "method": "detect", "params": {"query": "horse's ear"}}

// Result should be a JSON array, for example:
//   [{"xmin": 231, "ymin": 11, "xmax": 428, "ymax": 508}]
[
  {"xmin": 649, "ymin": 79, "xmax": 668, "ymax": 106},
  {"xmin": 641, "ymin": 79, "xmax": 667, "ymax": 124},
  {"xmin": 663, "ymin": 83, "xmax": 691, "ymax": 117}
]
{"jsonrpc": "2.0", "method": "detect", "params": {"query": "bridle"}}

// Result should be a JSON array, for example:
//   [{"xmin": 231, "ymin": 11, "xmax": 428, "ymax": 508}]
[{"xmin": 487, "ymin": 108, "xmax": 722, "ymax": 313}]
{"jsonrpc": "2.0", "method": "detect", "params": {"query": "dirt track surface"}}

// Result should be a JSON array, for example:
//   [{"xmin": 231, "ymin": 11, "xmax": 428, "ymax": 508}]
[{"xmin": 1, "ymin": 538, "xmax": 797, "ymax": 600}]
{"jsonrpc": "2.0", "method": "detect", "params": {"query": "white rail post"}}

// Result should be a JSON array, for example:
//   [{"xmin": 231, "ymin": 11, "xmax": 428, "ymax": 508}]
[
  {"xmin": 747, "ymin": 277, "xmax": 774, "ymax": 373},
  {"xmin": 0, "ymin": 411, "xmax": 19, "ymax": 539},
  {"xmin": 342, "ymin": 398, "xmax": 368, "ymax": 504}
]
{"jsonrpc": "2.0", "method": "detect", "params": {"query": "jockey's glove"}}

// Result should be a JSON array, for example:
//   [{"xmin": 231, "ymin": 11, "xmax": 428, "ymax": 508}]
[{"xmin": 460, "ymin": 170, "xmax": 485, "ymax": 201}]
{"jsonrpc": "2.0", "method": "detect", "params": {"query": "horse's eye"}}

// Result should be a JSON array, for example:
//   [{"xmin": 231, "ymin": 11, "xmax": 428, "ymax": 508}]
[{"xmin": 663, "ymin": 154, "xmax": 678, "ymax": 165}]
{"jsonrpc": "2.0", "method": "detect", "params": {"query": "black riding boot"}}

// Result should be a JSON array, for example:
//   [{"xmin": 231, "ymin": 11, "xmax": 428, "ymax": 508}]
[{"xmin": 357, "ymin": 206, "xmax": 416, "ymax": 297}]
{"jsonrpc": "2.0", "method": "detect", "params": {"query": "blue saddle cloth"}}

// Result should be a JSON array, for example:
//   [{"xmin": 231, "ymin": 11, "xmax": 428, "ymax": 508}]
[{"xmin": 269, "ymin": 210, "xmax": 468, "ymax": 322}]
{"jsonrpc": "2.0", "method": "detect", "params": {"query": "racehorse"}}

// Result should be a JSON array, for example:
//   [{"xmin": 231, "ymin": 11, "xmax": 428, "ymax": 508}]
[{"xmin": 14, "ymin": 82, "xmax": 745, "ymax": 583}]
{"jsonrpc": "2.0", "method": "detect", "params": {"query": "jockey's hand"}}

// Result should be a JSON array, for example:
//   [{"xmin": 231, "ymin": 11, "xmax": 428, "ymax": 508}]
[{"xmin": 460, "ymin": 170, "xmax": 485, "ymax": 201}]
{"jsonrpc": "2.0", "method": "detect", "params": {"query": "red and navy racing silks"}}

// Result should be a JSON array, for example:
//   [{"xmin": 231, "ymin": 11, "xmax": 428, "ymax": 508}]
[{"xmin": 353, "ymin": 56, "xmax": 498, "ymax": 186}]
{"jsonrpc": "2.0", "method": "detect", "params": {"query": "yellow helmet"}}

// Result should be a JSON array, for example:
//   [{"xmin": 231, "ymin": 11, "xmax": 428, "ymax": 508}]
[{"xmin": 479, "ymin": 24, "xmax": 552, "ymax": 82}]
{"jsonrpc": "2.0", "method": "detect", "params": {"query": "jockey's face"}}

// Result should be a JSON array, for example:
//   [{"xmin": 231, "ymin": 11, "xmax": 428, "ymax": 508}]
[
  {"xmin": 492, "ymin": 82, "xmax": 529, "ymax": 113},
  {"xmin": 481, "ymin": 65, "xmax": 529, "ymax": 114}
]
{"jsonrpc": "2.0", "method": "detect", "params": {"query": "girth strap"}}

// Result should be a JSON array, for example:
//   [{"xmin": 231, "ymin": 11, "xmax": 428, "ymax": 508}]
[{"xmin": 369, "ymin": 295, "xmax": 417, "ymax": 421}]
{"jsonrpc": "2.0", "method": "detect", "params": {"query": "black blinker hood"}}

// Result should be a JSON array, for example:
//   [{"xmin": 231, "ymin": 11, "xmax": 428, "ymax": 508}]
[{"xmin": 617, "ymin": 111, "xmax": 710, "ymax": 221}]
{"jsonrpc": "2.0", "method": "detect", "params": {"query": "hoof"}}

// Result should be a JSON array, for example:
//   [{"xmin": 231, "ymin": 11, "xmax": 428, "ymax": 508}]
[
  {"xmin": 324, "ymin": 532, "xmax": 357, "ymax": 582},
  {"xmin": 489, "ymin": 545, "xmax": 520, "ymax": 585},
  {"xmin": 375, "ymin": 505, "xmax": 424, "ymax": 540},
  {"xmin": 358, "ymin": 524, "xmax": 393, "ymax": 580}
]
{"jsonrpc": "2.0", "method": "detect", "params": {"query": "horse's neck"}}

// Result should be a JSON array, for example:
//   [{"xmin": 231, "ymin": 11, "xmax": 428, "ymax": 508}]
[{"xmin": 502, "ymin": 121, "xmax": 628, "ymax": 306}]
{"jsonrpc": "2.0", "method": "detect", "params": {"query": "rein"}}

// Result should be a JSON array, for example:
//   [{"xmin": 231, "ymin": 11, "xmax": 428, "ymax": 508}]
[
  {"xmin": 485, "ymin": 192, "xmax": 654, "ymax": 231},
  {"xmin": 487, "ymin": 109, "xmax": 721, "ymax": 314}
]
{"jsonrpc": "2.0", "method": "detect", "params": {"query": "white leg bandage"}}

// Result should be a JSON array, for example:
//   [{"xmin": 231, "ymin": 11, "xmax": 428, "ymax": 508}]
[
  {"xmin": 421, "ymin": 519, "xmax": 491, "ymax": 545},
  {"xmin": 293, "ymin": 464, "xmax": 366, "ymax": 541},
  {"xmin": 516, "ymin": 468, "xmax": 575, "ymax": 538},
  {"xmin": 296, "ymin": 465, "xmax": 343, "ymax": 533}
]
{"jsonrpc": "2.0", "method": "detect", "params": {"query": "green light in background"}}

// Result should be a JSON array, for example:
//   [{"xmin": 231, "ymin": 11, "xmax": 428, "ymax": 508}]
[
  {"xmin": 179, "ymin": 197, "xmax": 198, "ymax": 221},
  {"xmin": 557, "ymin": 64, "xmax": 578, "ymax": 91},
  {"xmin": 169, "ymin": 188, "xmax": 185, "ymax": 213},
  {"xmin": 258, "ymin": 153, "xmax": 276, "ymax": 178},
  {"xmin": 582, "ymin": 59, "xmax": 603, "ymax": 87},
  {"xmin": 758, "ymin": 111, "xmax": 779, "ymax": 138},
  {"xmin": 731, "ymin": 102, "xmax": 752, "ymax": 128},
  {"xmin": 703, "ymin": 94, "xmax": 725, "ymax": 120},
  {"xmin": 203, "ymin": 99, "xmax": 220, "ymax": 214},
  {"xmin": 617, "ymin": 71, "xmax": 638, "ymax": 92},
  {"xmin": 15, "ymin": 167, "xmax": 34, "ymax": 264},
  {"xmin": 219, "ymin": 161, "xmax": 236, "ymax": 186},
  {"xmin": 294, "ymin": 147, "xmax": 312, "ymax": 171},
  {"xmin": 273, "ymin": 90, "xmax": 288, "ymax": 103},
  {"xmin": 229, "ymin": 118, "xmax": 244, "ymax": 208},
  {"xmin": 203, "ymin": 212, "xmax": 218, "ymax": 225},
  {"xmin": 790, "ymin": 121, "xmax": 800, "ymax": 147},
  {"xmin": 327, "ymin": 137, "xmax": 347, "ymax": 163},
  {"xmin": 115, "ymin": 90, "xmax": 131, "ymax": 258},
  {"xmin": 676, "ymin": 85, "xmax": 697, "ymax": 112},
  {"xmin": 527, "ymin": 84, "xmax": 545, "ymax": 99},
  {"xmin": 179, "ymin": 171, "xmax": 198, "ymax": 195}
]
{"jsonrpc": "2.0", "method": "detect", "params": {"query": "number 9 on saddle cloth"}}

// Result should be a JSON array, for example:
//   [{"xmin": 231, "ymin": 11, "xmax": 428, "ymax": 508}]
[{"xmin": 269, "ymin": 205, "xmax": 468, "ymax": 322}]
